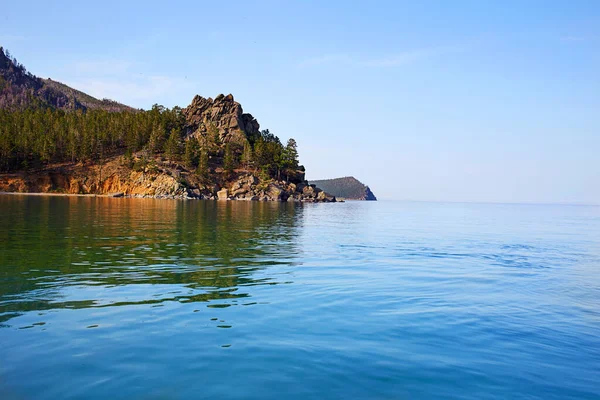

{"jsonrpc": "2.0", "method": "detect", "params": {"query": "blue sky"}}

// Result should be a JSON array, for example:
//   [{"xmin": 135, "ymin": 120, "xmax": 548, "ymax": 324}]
[{"xmin": 2, "ymin": 1, "xmax": 599, "ymax": 203}]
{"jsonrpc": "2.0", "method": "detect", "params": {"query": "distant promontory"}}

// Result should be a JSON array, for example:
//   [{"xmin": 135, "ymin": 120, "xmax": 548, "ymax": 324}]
[{"xmin": 309, "ymin": 177, "xmax": 376, "ymax": 201}]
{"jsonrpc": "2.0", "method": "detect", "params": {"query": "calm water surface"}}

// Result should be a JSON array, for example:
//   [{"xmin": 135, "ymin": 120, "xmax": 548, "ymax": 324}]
[{"xmin": 1, "ymin": 196, "xmax": 599, "ymax": 399}]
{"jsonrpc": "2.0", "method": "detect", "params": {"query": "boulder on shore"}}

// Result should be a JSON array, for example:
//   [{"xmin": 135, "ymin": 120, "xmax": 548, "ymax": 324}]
[{"xmin": 217, "ymin": 188, "xmax": 229, "ymax": 200}]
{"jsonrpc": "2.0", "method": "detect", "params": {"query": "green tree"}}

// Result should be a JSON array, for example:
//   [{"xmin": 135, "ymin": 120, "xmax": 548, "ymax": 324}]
[
  {"xmin": 196, "ymin": 150, "xmax": 209, "ymax": 180},
  {"xmin": 223, "ymin": 142, "xmax": 236, "ymax": 174},
  {"xmin": 254, "ymin": 139, "xmax": 266, "ymax": 169},
  {"xmin": 284, "ymin": 138, "xmax": 299, "ymax": 169},
  {"xmin": 207, "ymin": 124, "xmax": 221, "ymax": 154},
  {"xmin": 165, "ymin": 128, "xmax": 181, "ymax": 161},
  {"xmin": 184, "ymin": 137, "xmax": 200, "ymax": 168},
  {"xmin": 148, "ymin": 122, "xmax": 165, "ymax": 153},
  {"xmin": 241, "ymin": 140, "xmax": 253, "ymax": 169},
  {"xmin": 282, "ymin": 138, "xmax": 299, "ymax": 180}
]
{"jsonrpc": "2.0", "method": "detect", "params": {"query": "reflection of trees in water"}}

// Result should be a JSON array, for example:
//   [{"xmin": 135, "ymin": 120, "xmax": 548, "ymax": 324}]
[{"xmin": 0, "ymin": 196, "xmax": 304, "ymax": 320}]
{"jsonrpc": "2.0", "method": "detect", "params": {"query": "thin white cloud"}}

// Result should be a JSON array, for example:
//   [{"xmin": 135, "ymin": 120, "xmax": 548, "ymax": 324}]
[
  {"xmin": 361, "ymin": 46, "xmax": 458, "ymax": 67},
  {"xmin": 298, "ymin": 54, "xmax": 351, "ymax": 68},
  {"xmin": 58, "ymin": 58, "xmax": 192, "ymax": 108},
  {"xmin": 299, "ymin": 46, "xmax": 459, "ymax": 69},
  {"xmin": 560, "ymin": 35, "xmax": 586, "ymax": 43},
  {"xmin": 0, "ymin": 34, "xmax": 26, "ymax": 43},
  {"xmin": 71, "ymin": 60, "xmax": 133, "ymax": 76},
  {"xmin": 64, "ymin": 75, "xmax": 188, "ymax": 105}
]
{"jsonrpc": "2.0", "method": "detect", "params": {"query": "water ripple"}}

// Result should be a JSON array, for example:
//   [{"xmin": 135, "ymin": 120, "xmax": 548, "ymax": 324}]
[{"xmin": 0, "ymin": 197, "xmax": 599, "ymax": 399}]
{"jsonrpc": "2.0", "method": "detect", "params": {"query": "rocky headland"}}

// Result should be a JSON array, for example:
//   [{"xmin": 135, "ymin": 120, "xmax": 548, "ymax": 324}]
[{"xmin": 0, "ymin": 47, "xmax": 349, "ymax": 202}]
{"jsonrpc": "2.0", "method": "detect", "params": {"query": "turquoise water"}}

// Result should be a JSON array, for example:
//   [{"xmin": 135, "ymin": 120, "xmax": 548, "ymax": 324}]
[{"xmin": 0, "ymin": 196, "xmax": 599, "ymax": 399}]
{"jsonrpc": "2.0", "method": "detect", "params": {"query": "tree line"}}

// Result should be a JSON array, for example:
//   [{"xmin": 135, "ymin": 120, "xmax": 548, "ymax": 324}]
[{"xmin": 0, "ymin": 104, "xmax": 300, "ymax": 181}]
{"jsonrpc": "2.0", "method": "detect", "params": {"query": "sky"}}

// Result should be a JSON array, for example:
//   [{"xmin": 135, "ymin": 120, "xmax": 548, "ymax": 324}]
[{"xmin": 2, "ymin": 0, "xmax": 599, "ymax": 203}]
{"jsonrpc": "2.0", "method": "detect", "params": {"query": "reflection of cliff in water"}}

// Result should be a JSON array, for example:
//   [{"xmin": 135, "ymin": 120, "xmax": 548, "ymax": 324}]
[{"xmin": 0, "ymin": 196, "xmax": 304, "ymax": 322}]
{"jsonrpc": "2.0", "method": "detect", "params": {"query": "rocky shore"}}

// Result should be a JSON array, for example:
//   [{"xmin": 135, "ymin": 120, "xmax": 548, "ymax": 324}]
[{"xmin": 0, "ymin": 156, "xmax": 339, "ymax": 202}]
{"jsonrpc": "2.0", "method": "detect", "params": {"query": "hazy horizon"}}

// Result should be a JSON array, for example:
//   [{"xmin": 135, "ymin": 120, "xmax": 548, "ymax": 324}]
[{"xmin": 2, "ymin": 0, "xmax": 598, "ymax": 204}]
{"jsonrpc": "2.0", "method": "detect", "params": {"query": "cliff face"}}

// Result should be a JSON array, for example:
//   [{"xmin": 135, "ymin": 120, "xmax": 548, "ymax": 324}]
[
  {"xmin": 183, "ymin": 94, "xmax": 259, "ymax": 144},
  {"xmin": 0, "ymin": 154, "xmax": 338, "ymax": 202},
  {"xmin": 309, "ymin": 176, "xmax": 377, "ymax": 200}
]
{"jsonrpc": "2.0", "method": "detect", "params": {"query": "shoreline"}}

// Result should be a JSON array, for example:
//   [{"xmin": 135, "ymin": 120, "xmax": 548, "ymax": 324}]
[
  {"xmin": 0, "ymin": 191, "xmax": 344, "ymax": 202},
  {"xmin": 0, "ymin": 191, "xmax": 122, "ymax": 198}
]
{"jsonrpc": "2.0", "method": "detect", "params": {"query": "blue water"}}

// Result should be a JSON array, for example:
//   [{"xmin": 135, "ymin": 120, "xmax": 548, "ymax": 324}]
[{"xmin": 0, "ymin": 197, "xmax": 599, "ymax": 399}]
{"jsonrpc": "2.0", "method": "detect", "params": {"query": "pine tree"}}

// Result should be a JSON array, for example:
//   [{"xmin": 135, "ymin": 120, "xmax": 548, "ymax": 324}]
[
  {"xmin": 165, "ymin": 129, "xmax": 181, "ymax": 161},
  {"xmin": 184, "ymin": 138, "xmax": 199, "ymax": 168},
  {"xmin": 196, "ymin": 150, "xmax": 209, "ymax": 180},
  {"xmin": 207, "ymin": 124, "xmax": 221, "ymax": 155},
  {"xmin": 284, "ymin": 138, "xmax": 299, "ymax": 170},
  {"xmin": 254, "ymin": 139, "xmax": 265, "ymax": 170},
  {"xmin": 223, "ymin": 142, "xmax": 235, "ymax": 173},
  {"xmin": 241, "ymin": 140, "xmax": 253, "ymax": 169},
  {"xmin": 148, "ymin": 122, "xmax": 164, "ymax": 153}
]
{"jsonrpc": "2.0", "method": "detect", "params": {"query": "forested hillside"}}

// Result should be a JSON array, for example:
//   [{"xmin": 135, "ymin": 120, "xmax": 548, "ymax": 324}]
[
  {"xmin": 0, "ymin": 104, "xmax": 302, "ymax": 183},
  {"xmin": 0, "ymin": 47, "xmax": 299, "ymax": 180},
  {"xmin": 0, "ymin": 47, "xmax": 338, "ymax": 202}
]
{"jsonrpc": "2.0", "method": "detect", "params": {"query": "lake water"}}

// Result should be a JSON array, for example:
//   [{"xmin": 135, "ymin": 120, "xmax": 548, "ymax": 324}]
[{"xmin": 0, "ymin": 196, "xmax": 599, "ymax": 399}]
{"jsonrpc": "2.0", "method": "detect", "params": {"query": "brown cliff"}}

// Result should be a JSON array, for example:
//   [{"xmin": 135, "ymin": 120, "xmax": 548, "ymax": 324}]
[{"xmin": 0, "ymin": 154, "xmax": 338, "ymax": 202}]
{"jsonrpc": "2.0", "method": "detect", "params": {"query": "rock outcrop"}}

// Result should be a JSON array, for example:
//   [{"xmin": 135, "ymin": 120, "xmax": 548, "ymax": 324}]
[
  {"xmin": 217, "ymin": 174, "xmax": 336, "ymax": 202},
  {"xmin": 182, "ymin": 94, "xmax": 260, "ymax": 144}
]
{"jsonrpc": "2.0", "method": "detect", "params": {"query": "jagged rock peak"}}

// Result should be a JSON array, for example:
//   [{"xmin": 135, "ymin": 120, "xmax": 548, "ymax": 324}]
[{"xmin": 182, "ymin": 93, "xmax": 260, "ymax": 143}]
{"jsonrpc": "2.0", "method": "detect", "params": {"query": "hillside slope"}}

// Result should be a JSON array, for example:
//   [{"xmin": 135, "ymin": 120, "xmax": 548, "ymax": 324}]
[
  {"xmin": 310, "ymin": 176, "xmax": 377, "ymax": 200},
  {"xmin": 0, "ymin": 47, "xmax": 134, "ymax": 112},
  {"xmin": 42, "ymin": 78, "xmax": 136, "ymax": 112}
]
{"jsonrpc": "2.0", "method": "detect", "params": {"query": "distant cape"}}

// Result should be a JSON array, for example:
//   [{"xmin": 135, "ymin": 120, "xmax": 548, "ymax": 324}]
[{"xmin": 309, "ymin": 177, "xmax": 376, "ymax": 201}]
